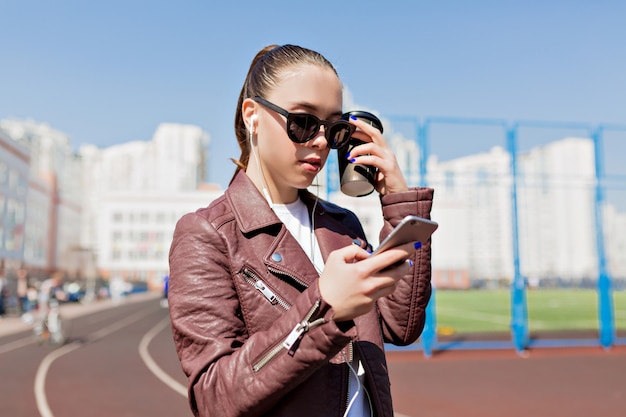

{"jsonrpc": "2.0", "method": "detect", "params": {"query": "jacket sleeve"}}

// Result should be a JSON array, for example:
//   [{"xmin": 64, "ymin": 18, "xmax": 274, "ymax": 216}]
[
  {"xmin": 376, "ymin": 187, "xmax": 434, "ymax": 345},
  {"xmin": 168, "ymin": 212, "xmax": 355, "ymax": 417}
]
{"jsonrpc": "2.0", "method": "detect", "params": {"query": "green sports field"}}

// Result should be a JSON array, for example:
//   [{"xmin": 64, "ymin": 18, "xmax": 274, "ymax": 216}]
[{"xmin": 433, "ymin": 289, "xmax": 626, "ymax": 334}]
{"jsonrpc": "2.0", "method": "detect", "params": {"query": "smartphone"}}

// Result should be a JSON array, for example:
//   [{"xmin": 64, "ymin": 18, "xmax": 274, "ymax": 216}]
[{"xmin": 372, "ymin": 215, "xmax": 438, "ymax": 255}]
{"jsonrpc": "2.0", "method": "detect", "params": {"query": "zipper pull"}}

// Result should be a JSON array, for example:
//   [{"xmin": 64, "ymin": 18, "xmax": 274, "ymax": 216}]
[
  {"xmin": 254, "ymin": 280, "xmax": 278, "ymax": 305},
  {"xmin": 283, "ymin": 321, "xmax": 307, "ymax": 354},
  {"xmin": 283, "ymin": 317, "xmax": 326, "ymax": 356}
]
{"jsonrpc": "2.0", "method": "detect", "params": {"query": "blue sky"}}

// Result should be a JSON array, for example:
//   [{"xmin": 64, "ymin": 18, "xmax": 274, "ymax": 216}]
[{"xmin": 2, "ymin": 1, "xmax": 625, "ymax": 188}]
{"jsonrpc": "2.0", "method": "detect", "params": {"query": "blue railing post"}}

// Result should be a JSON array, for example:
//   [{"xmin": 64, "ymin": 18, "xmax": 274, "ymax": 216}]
[
  {"xmin": 325, "ymin": 151, "xmax": 339, "ymax": 197},
  {"xmin": 422, "ymin": 286, "xmax": 436, "ymax": 357},
  {"xmin": 418, "ymin": 119, "xmax": 437, "ymax": 357},
  {"xmin": 592, "ymin": 126, "xmax": 614, "ymax": 349},
  {"xmin": 507, "ymin": 124, "xmax": 529, "ymax": 353}
]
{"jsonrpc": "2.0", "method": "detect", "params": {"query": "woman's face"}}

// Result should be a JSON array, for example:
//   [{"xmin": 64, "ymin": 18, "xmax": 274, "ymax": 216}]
[{"xmin": 252, "ymin": 64, "xmax": 344, "ymax": 203}]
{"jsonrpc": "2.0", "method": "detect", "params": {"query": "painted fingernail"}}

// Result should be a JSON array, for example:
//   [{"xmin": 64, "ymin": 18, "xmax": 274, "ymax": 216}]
[
  {"xmin": 414, "ymin": 242, "xmax": 422, "ymax": 249},
  {"xmin": 350, "ymin": 115, "xmax": 357, "ymax": 120},
  {"xmin": 350, "ymin": 158, "xmax": 356, "ymax": 163},
  {"xmin": 407, "ymin": 259, "xmax": 414, "ymax": 267},
  {"xmin": 345, "ymin": 152, "xmax": 351, "ymax": 159}
]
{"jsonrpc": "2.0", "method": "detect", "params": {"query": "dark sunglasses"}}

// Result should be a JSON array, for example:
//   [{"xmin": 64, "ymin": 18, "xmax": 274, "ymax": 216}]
[{"xmin": 252, "ymin": 97, "xmax": 355, "ymax": 149}]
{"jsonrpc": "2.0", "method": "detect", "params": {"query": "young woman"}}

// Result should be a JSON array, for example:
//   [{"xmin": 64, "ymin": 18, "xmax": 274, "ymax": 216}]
[{"xmin": 168, "ymin": 44, "xmax": 434, "ymax": 417}]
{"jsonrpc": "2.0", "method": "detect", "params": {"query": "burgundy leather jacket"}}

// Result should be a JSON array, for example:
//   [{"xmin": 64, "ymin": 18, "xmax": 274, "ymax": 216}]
[{"xmin": 168, "ymin": 171, "xmax": 434, "ymax": 417}]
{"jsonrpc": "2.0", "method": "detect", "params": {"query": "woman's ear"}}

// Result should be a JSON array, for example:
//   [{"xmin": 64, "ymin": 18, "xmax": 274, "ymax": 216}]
[{"xmin": 242, "ymin": 98, "xmax": 257, "ymax": 133}]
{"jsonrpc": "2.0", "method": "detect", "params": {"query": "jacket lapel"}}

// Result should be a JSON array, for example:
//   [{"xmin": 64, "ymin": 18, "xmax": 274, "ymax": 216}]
[{"xmin": 226, "ymin": 172, "xmax": 369, "ymax": 289}]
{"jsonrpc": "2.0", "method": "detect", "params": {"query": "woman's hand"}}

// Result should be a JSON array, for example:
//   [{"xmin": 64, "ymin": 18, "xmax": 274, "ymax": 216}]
[
  {"xmin": 318, "ymin": 242, "xmax": 414, "ymax": 322},
  {"xmin": 346, "ymin": 117, "xmax": 408, "ymax": 195}
]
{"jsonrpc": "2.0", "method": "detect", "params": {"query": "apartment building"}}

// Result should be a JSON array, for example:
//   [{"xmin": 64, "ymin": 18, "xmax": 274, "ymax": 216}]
[
  {"xmin": 77, "ymin": 123, "xmax": 217, "ymax": 287},
  {"xmin": 0, "ymin": 119, "xmax": 81, "ymax": 275},
  {"xmin": 2, "ymin": 117, "xmax": 624, "ymax": 289}
]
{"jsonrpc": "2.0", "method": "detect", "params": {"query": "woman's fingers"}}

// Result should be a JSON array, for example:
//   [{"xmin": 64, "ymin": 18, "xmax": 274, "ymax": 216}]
[{"xmin": 319, "ymin": 242, "xmax": 415, "ymax": 322}]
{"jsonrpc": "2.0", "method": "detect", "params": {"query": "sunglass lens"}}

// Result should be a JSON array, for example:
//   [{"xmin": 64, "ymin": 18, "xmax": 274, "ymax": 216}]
[
  {"xmin": 326, "ymin": 123, "xmax": 353, "ymax": 149},
  {"xmin": 288, "ymin": 114, "xmax": 319, "ymax": 143}
]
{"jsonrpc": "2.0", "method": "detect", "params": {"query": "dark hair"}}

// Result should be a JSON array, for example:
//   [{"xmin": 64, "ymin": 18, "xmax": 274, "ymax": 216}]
[{"xmin": 230, "ymin": 44, "xmax": 338, "ymax": 183}]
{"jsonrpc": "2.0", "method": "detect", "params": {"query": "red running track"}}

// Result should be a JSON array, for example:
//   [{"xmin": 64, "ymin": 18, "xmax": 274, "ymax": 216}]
[{"xmin": 387, "ymin": 345, "xmax": 626, "ymax": 417}]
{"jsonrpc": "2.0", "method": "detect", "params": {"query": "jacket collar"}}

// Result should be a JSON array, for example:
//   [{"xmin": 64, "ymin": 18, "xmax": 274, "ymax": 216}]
[
  {"xmin": 226, "ymin": 170, "xmax": 349, "ymax": 235},
  {"xmin": 226, "ymin": 171, "xmax": 367, "ymax": 286},
  {"xmin": 226, "ymin": 171, "xmax": 281, "ymax": 234}
]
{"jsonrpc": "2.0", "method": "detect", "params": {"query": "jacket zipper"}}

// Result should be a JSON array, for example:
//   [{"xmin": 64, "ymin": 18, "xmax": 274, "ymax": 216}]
[
  {"xmin": 344, "ymin": 341, "xmax": 354, "ymax": 413},
  {"xmin": 253, "ymin": 300, "xmax": 325, "ymax": 372},
  {"xmin": 242, "ymin": 267, "xmax": 290, "ymax": 310},
  {"xmin": 267, "ymin": 266, "xmax": 309, "ymax": 290}
]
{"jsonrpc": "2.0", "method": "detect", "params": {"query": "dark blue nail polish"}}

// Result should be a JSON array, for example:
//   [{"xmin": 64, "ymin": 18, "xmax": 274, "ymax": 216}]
[
  {"xmin": 345, "ymin": 152, "xmax": 351, "ymax": 159},
  {"xmin": 408, "ymin": 260, "xmax": 414, "ymax": 267},
  {"xmin": 350, "ymin": 158, "xmax": 356, "ymax": 163},
  {"xmin": 350, "ymin": 115, "xmax": 357, "ymax": 120},
  {"xmin": 414, "ymin": 242, "xmax": 422, "ymax": 249}
]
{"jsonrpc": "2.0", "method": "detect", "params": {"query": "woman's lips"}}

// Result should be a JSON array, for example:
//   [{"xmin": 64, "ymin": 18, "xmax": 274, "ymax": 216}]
[{"xmin": 300, "ymin": 158, "xmax": 322, "ymax": 172}]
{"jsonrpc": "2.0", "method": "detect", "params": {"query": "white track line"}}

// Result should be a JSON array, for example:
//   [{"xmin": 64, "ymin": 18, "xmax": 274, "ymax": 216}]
[
  {"xmin": 137, "ymin": 317, "xmax": 418, "ymax": 417},
  {"xmin": 138, "ymin": 316, "xmax": 187, "ymax": 397},
  {"xmin": 34, "ymin": 342, "xmax": 81, "ymax": 417},
  {"xmin": 136, "ymin": 317, "xmax": 424, "ymax": 417},
  {"xmin": 34, "ymin": 309, "xmax": 153, "ymax": 417}
]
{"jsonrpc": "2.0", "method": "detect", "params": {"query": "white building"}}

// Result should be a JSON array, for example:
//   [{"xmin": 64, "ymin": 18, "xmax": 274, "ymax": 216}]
[
  {"xmin": 516, "ymin": 138, "xmax": 597, "ymax": 284},
  {"xmin": 96, "ymin": 188, "xmax": 221, "ymax": 287},
  {"xmin": 3, "ymin": 115, "xmax": 625, "ymax": 289},
  {"xmin": 604, "ymin": 204, "xmax": 626, "ymax": 279},
  {"xmin": 0, "ymin": 119, "xmax": 81, "ymax": 273},
  {"xmin": 428, "ymin": 146, "xmax": 513, "ymax": 287},
  {"xmin": 0, "ymin": 128, "xmax": 30, "ymax": 267},
  {"xmin": 426, "ymin": 137, "xmax": 610, "ymax": 287},
  {"xmin": 78, "ymin": 123, "xmax": 219, "ymax": 287}
]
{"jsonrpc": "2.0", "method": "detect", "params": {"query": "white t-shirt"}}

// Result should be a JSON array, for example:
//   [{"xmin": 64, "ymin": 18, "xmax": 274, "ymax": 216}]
[
  {"xmin": 272, "ymin": 198, "xmax": 371, "ymax": 417},
  {"xmin": 271, "ymin": 198, "xmax": 324, "ymax": 273}
]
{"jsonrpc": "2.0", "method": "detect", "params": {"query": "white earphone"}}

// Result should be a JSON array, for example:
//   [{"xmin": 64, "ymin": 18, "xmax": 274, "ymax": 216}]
[{"xmin": 248, "ymin": 113, "xmax": 273, "ymax": 208}]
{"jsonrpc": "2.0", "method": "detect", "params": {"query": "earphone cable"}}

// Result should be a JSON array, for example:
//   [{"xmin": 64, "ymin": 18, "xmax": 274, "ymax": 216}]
[{"xmin": 341, "ymin": 351, "xmax": 373, "ymax": 417}]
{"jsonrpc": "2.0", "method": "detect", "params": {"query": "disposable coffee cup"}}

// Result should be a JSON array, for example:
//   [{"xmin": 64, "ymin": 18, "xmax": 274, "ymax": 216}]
[{"xmin": 338, "ymin": 111, "xmax": 384, "ymax": 197}]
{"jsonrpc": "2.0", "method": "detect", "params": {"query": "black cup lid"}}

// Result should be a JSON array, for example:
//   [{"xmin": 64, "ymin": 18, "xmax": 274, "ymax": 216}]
[{"xmin": 342, "ymin": 110, "xmax": 383, "ymax": 133}]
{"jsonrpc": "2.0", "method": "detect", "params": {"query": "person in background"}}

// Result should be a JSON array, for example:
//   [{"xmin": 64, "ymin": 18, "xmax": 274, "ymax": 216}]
[
  {"xmin": 34, "ymin": 271, "xmax": 67, "ymax": 334},
  {"xmin": 168, "ymin": 44, "xmax": 434, "ymax": 417},
  {"xmin": 0, "ymin": 264, "xmax": 7, "ymax": 318},
  {"xmin": 160, "ymin": 274, "xmax": 169, "ymax": 308},
  {"xmin": 16, "ymin": 265, "xmax": 34, "ymax": 323}
]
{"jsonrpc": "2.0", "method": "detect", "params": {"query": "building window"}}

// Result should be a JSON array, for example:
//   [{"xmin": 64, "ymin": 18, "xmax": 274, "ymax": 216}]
[{"xmin": 5, "ymin": 198, "xmax": 25, "ymax": 251}]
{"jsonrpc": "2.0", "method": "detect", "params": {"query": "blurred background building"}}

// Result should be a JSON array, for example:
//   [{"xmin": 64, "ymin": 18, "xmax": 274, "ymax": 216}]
[
  {"xmin": 0, "ymin": 119, "xmax": 81, "ymax": 276},
  {"xmin": 0, "ymin": 117, "xmax": 624, "ymax": 292},
  {"xmin": 0, "ymin": 119, "xmax": 219, "ymax": 293}
]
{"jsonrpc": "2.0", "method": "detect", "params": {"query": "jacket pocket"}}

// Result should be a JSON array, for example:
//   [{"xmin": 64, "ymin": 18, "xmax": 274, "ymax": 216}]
[{"xmin": 241, "ymin": 266, "xmax": 291, "ymax": 311}]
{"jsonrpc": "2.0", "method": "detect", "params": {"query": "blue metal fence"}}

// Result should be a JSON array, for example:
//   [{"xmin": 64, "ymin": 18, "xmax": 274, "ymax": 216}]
[{"xmin": 379, "ymin": 116, "xmax": 625, "ymax": 355}]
